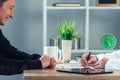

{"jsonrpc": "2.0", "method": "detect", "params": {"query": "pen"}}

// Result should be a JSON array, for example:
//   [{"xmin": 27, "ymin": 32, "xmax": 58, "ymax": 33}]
[
  {"xmin": 84, "ymin": 52, "xmax": 94, "ymax": 69},
  {"xmin": 86, "ymin": 52, "xmax": 91, "ymax": 61}
]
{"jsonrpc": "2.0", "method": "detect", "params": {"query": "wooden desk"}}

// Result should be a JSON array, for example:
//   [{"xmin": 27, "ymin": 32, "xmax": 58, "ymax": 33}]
[{"xmin": 24, "ymin": 69, "xmax": 120, "ymax": 80}]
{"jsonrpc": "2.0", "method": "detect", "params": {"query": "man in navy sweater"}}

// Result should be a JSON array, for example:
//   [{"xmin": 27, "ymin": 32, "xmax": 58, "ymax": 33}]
[{"xmin": 0, "ymin": 0, "xmax": 56, "ymax": 75}]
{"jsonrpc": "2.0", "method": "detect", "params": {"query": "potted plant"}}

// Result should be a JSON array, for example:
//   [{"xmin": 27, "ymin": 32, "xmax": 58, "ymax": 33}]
[
  {"xmin": 57, "ymin": 20, "xmax": 79, "ymax": 40},
  {"xmin": 57, "ymin": 20, "xmax": 79, "ymax": 62}
]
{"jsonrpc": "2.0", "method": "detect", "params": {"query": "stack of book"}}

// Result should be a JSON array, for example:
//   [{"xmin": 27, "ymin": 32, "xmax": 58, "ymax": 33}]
[{"xmin": 53, "ymin": 3, "xmax": 80, "ymax": 7}]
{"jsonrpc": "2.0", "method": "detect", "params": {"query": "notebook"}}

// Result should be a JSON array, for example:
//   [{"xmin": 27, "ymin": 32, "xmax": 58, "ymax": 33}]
[{"xmin": 56, "ymin": 63, "xmax": 113, "ymax": 75}]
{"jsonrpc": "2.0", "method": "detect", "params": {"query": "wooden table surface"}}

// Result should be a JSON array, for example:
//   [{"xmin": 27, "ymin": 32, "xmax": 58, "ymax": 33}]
[{"xmin": 24, "ymin": 69, "xmax": 120, "ymax": 80}]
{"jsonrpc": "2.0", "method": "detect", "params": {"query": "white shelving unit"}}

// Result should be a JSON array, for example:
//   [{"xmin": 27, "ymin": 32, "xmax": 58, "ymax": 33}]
[
  {"xmin": 43, "ymin": 0, "xmax": 120, "ymax": 54},
  {"xmin": 89, "ymin": 7, "xmax": 120, "ymax": 9}
]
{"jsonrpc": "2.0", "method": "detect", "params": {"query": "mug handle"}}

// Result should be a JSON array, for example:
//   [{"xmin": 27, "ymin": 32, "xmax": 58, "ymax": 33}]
[{"xmin": 58, "ymin": 49, "xmax": 62, "ymax": 60}]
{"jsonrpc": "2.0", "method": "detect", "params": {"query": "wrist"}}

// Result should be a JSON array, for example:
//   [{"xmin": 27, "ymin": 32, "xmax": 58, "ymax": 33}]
[{"xmin": 101, "ymin": 57, "xmax": 109, "ymax": 65}]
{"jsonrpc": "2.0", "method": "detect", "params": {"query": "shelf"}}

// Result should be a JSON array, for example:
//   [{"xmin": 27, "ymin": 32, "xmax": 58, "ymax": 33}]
[
  {"xmin": 72, "ymin": 49, "xmax": 118, "ymax": 53},
  {"xmin": 72, "ymin": 49, "xmax": 86, "ymax": 53},
  {"xmin": 89, "ymin": 50, "xmax": 118, "ymax": 53},
  {"xmin": 47, "ymin": 6, "xmax": 86, "ymax": 10},
  {"xmin": 89, "ymin": 7, "xmax": 120, "ymax": 9}
]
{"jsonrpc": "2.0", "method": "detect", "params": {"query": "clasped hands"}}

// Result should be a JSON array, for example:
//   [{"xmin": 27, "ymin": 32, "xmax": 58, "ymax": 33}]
[
  {"xmin": 80, "ymin": 53, "xmax": 109, "ymax": 69},
  {"xmin": 39, "ymin": 55, "xmax": 57, "ymax": 69}
]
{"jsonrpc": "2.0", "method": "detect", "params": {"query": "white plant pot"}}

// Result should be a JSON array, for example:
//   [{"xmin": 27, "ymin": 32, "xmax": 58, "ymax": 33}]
[{"xmin": 62, "ymin": 40, "xmax": 72, "ymax": 62}]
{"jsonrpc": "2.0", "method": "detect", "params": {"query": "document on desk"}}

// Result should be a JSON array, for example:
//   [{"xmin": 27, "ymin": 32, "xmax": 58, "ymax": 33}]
[{"xmin": 56, "ymin": 63, "xmax": 94, "ymax": 70}]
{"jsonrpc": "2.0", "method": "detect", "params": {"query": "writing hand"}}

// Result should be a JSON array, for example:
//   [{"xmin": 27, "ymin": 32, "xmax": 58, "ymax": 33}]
[{"xmin": 80, "ymin": 53, "xmax": 98, "ymax": 66}]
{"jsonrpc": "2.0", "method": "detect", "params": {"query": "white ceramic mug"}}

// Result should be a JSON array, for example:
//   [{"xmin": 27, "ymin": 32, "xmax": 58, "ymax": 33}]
[{"xmin": 44, "ymin": 46, "xmax": 62, "ymax": 61}]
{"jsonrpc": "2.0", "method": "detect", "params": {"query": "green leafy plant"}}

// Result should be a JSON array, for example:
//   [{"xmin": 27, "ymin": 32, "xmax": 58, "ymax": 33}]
[{"xmin": 57, "ymin": 20, "xmax": 79, "ymax": 40}]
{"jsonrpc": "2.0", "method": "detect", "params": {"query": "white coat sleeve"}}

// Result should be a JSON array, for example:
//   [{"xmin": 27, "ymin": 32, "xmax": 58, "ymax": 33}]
[
  {"xmin": 96, "ymin": 50, "xmax": 120, "ymax": 60},
  {"xmin": 96, "ymin": 50, "xmax": 120, "ymax": 71},
  {"xmin": 105, "ymin": 59, "xmax": 120, "ymax": 71}
]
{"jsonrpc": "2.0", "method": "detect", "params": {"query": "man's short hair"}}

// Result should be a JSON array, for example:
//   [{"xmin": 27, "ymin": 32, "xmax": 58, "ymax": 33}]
[{"xmin": 0, "ymin": 0, "xmax": 8, "ymax": 7}]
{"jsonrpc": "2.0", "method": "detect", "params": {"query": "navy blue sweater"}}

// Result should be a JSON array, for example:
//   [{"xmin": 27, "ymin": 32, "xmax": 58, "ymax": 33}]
[{"xmin": 0, "ymin": 29, "xmax": 42, "ymax": 75}]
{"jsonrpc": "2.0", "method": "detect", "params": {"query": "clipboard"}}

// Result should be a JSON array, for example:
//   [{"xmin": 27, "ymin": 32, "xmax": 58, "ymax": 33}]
[{"xmin": 56, "ymin": 63, "xmax": 113, "ymax": 75}]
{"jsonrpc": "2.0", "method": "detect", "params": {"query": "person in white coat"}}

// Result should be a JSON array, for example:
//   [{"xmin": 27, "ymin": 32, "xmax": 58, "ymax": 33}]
[{"xmin": 80, "ymin": 50, "xmax": 120, "ymax": 71}]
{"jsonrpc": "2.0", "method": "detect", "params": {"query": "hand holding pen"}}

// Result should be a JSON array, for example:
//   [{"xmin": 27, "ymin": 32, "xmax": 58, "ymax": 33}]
[
  {"xmin": 86, "ymin": 52, "xmax": 98, "ymax": 66},
  {"xmin": 80, "ymin": 52, "xmax": 98, "ymax": 66},
  {"xmin": 80, "ymin": 52, "xmax": 91, "ymax": 66}
]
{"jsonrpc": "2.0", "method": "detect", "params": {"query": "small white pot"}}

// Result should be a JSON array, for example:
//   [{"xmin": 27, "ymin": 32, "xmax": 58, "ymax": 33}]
[{"xmin": 62, "ymin": 40, "xmax": 72, "ymax": 62}]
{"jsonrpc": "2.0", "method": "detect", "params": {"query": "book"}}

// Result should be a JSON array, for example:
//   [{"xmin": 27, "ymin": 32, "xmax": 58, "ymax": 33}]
[{"xmin": 53, "ymin": 3, "xmax": 80, "ymax": 7}]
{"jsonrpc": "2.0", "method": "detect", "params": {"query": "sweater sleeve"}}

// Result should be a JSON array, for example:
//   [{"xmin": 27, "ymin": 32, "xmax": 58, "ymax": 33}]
[
  {"xmin": 0, "ymin": 64, "xmax": 24, "ymax": 75},
  {"xmin": 0, "ymin": 54, "xmax": 42, "ymax": 69},
  {"xmin": 0, "ymin": 54, "xmax": 42, "ymax": 75}
]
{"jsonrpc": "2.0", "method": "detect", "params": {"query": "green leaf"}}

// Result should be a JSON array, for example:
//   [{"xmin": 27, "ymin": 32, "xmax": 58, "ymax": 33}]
[{"xmin": 57, "ymin": 20, "xmax": 80, "ymax": 40}]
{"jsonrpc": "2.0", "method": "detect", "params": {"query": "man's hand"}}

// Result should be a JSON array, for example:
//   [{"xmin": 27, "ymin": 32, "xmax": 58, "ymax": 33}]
[
  {"xmin": 39, "ymin": 55, "xmax": 51, "ymax": 69},
  {"xmin": 80, "ymin": 53, "xmax": 98, "ymax": 66},
  {"xmin": 94, "ymin": 57, "xmax": 109, "ymax": 69},
  {"xmin": 39, "ymin": 55, "xmax": 57, "ymax": 69},
  {"xmin": 49, "ymin": 57, "xmax": 57, "ymax": 69}
]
